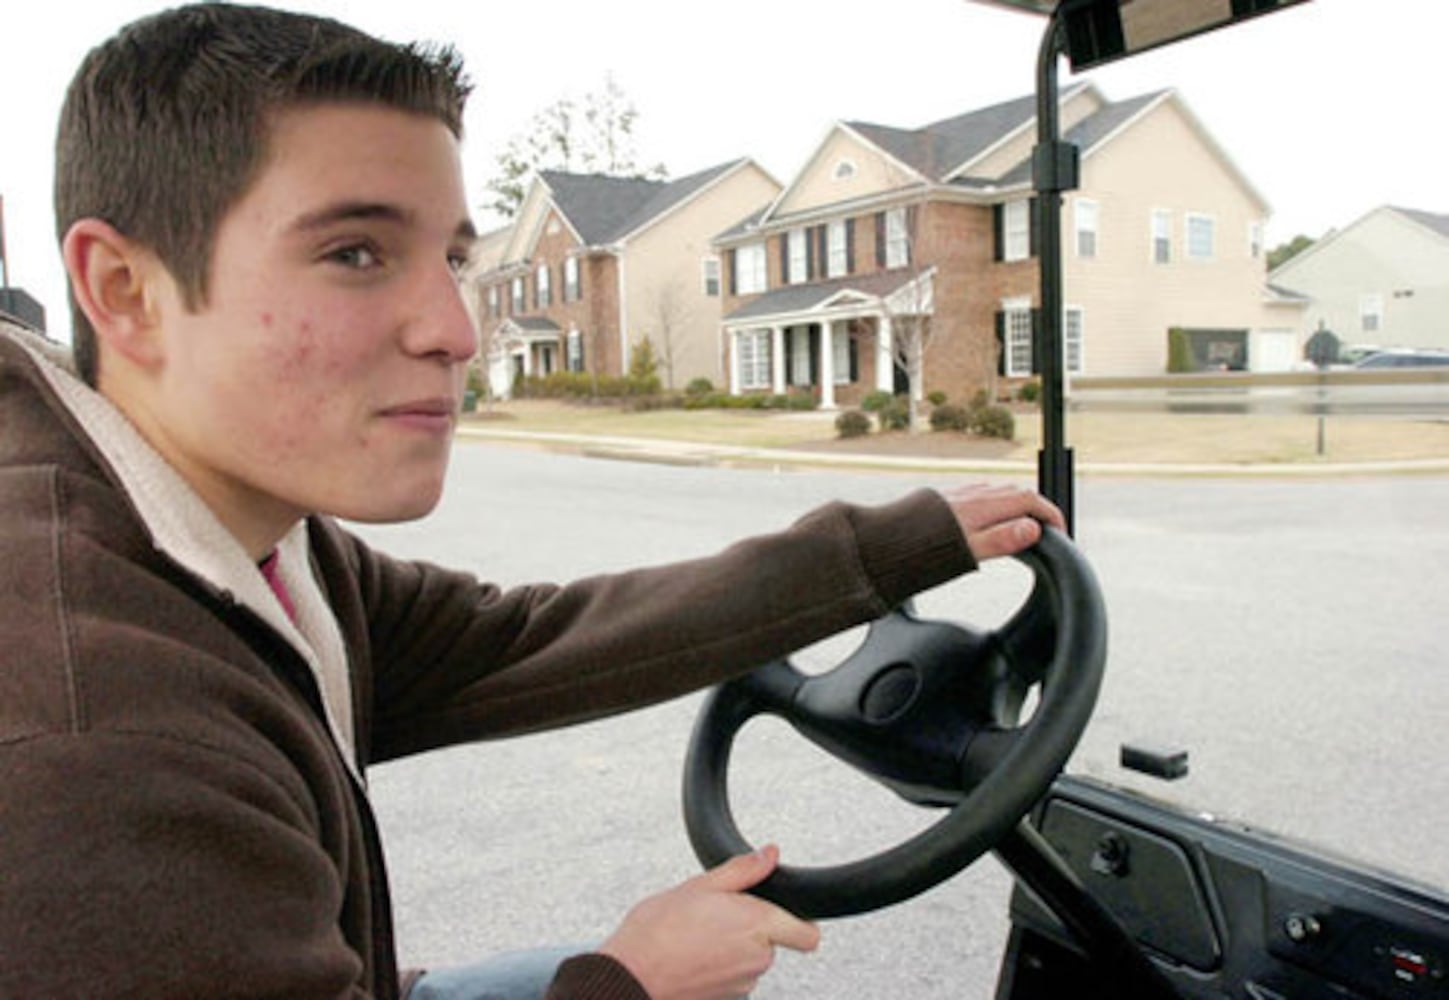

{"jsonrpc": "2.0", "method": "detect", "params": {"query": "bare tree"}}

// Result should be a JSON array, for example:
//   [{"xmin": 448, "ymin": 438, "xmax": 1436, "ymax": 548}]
[
  {"xmin": 484, "ymin": 74, "xmax": 667, "ymax": 220},
  {"xmin": 646, "ymin": 278, "xmax": 690, "ymax": 390}
]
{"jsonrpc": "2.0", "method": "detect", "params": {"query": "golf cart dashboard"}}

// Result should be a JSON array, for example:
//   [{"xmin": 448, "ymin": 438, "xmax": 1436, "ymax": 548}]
[{"xmin": 999, "ymin": 777, "xmax": 1449, "ymax": 999}]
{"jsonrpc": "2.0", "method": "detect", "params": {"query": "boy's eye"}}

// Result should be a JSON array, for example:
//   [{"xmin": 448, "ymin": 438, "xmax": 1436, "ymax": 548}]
[
  {"xmin": 329, "ymin": 243, "xmax": 381, "ymax": 269},
  {"xmin": 447, "ymin": 249, "xmax": 472, "ymax": 277}
]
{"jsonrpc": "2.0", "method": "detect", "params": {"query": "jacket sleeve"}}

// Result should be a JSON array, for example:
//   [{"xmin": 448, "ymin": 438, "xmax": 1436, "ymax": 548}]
[
  {"xmin": 545, "ymin": 954, "xmax": 651, "ymax": 1000},
  {"xmin": 0, "ymin": 729, "xmax": 368, "ymax": 999},
  {"xmin": 324, "ymin": 488, "xmax": 975, "ymax": 764}
]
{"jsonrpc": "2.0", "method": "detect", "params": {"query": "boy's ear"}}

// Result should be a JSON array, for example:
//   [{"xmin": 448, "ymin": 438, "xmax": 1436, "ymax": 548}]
[{"xmin": 61, "ymin": 218, "xmax": 168, "ymax": 370}]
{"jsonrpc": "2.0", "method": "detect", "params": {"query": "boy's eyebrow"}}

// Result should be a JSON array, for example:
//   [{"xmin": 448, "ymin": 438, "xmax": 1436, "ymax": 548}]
[{"xmin": 289, "ymin": 200, "xmax": 478, "ymax": 244}]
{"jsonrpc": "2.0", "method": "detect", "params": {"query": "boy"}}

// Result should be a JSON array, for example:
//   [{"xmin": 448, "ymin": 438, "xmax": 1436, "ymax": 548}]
[{"xmin": 0, "ymin": 4, "xmax": 1062, "ymax": 998}]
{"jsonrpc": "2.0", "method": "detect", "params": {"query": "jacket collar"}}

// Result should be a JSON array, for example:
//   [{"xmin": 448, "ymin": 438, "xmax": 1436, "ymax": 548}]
[{"xmin": 2, "ymin": 326, "xmax": 358, "ymax": 772}]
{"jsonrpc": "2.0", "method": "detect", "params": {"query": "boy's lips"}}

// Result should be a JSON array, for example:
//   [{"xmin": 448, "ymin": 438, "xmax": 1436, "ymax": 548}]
[{"xmin": 379, "ymin": 396, "xmax": 458, "ymax": 430}]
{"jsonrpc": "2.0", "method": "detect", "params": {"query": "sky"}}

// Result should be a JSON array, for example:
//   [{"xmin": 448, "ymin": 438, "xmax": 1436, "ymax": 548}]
[{"xmin": 1, "ymin": 0, "xmax": 1443, "ymax": 341}]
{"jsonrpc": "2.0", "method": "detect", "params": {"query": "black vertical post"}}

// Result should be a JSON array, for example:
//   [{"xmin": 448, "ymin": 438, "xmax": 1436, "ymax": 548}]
[{"xmin": 1032, "ymin": 11, "xmax": 1079, "ymax": 536}]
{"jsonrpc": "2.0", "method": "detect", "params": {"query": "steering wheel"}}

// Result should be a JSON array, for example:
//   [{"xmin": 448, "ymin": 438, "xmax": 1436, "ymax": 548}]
[{"xmin": 683, "ymin": 526, "xmax": 1106, "ymax": 919}]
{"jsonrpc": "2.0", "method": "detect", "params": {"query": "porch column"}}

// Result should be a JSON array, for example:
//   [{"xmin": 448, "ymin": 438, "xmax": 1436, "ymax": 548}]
[
  {"xmin": 876, "ymin": 313, "xmax": 894, "ymax": 393},
  {"xmin": 727, "ymin": 329, "xmax": 740, "ymax": 395},
  {"xmin": 771, "ymin": 325, "xmax": 787, "ymax": 395},
  {"xmin": 818, "ymin": 320, "xmax": 836, "ymax": 410},
  {"xmin": 520, "ymin": 344, "xmax": 533, "ymax": 377}
]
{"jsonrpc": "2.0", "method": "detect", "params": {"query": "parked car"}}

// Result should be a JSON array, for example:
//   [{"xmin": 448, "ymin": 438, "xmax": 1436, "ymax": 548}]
[{"xmin": 1352, "ymin": 348, "xmax": 1449, "ymax": 369}]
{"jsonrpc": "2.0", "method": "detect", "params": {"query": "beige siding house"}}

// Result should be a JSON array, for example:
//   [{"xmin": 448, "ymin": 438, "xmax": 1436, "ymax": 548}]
[
  {"xmin": 715, "ymin": 83, "xmax": 1305, "ymax": 408},
  {"xmin": 1268, "ymin": 205, "xmax": 1449, "ymax": 353},
  {"xmin": 471, "ymin": 160, "xmax": 781, "ymax": 397}
]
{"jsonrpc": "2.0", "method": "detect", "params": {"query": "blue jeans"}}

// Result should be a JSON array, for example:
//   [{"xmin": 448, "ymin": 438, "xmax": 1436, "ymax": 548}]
[{"xmin": 409, "ymin": 945, "xmax": 585, "ymax": 1000}]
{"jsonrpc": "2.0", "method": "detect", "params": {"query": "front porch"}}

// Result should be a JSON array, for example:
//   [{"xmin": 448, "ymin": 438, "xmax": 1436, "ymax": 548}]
[
  {"xmin": 721, "ymin": 269, "xmax": 934, "ymax": 409},
  {"xmin": 486, "ymin": 317, "xmax": 568, "ymax": 399}
]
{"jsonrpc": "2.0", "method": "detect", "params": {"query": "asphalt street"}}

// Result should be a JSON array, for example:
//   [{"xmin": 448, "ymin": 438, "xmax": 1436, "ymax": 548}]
[{"xmin": 356, "ymin": 442, "xmax": 1449, "ymax": 999}]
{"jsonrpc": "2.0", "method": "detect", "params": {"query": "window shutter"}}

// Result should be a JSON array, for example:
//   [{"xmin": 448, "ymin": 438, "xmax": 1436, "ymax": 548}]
[
  {"xmin": 784, "ymin": 329, "xmax": 794, "ymax": 385},
  {"xmin": 727, "ymin": 249, "xmax": 737, "ymax": 296},
  {"xmin": 779, "ymin": 233, "xmax": 790, "ymax": 284},
  {"xmin": 809, "ymin": 326, "xmax": 820, "ymax": 383},
  {"xmin": 995, "ymin": 310, "xmax": 1007, "ymax": 376},
  {"xmin": 849, "ymin": 336, "xmax": 859, "ymax": 382},
  {"xmin": 806, "ymin": 230, "xmax": 816, "ymax": 280},
  {"xmin": 1029, "ymin": 197, "xmax": 1040, "ymax": 258},
  {"xmin": 993, "ymin": 205, "xmax": 1004, "ymax": 262},
  {"xmin": 845, "ymin": 219, "xmax": 855, "ymax": 274},
  {"xmin": 905, "ymin": 205, "xmax": 918, "ymax": 266},
  {"xmin": 875, "ymin": 212, "xmax": 886, "ymax": 268},
  {"xmin": 817, "ymin": 227, "xmax": 828, "ymax": 279}
]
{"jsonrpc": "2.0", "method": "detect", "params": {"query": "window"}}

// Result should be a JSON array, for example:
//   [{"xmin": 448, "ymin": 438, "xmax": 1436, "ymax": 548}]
[
  {"xmin": 885, "ymin": 208, "xmax": 910, "ymax": 269},
  {"xmin": 833, "ymin": 159, "xmax": 857, "ymax": 181},
  {"xmin": 790, "ymin": 330, "xmax": 811, "ymax": 387},
  {"xmin": 735, "ymin": 242, "xmax": 767, "ymax": 295},
  {"xmin": 702, "ymin": 257, "xmax": 720, "ymax": 297},
  {"xmin": 788, "ymin": 229, "xmax": 808, "ymax": 285},
  {"xmin": 1249, "ymin": 220, "xmax": 1265, "ymax": 260},
  {"xmin": 1360, "ymin": 293, "xmax": 1384, "ymax": 334},
  {"xmin": 832, "ymin": 332, "xmax": 852, "ymax": 385},
  {"xmin": 826, "ymin": 220, "xmax": 847, "ymax": 278},
  {"xmin": 1075, "ymin": 199, "xmax": 1099, "ymax": 258},
  {"xmin": 1065, "ymin": 306, "xmax": 1085, "ymax": 374},
  {"xmin": 1151, "ymin": 209, "xmax": 1172, "ymax": 264},
  {"xmin": 487, "ymin": 285, "xmax": 499, "ymax": 318},
  {"xmin": 566, "ymin": 329, "xmax": 584, "ymax": 372},
  {"xmin": 1186, "ymin": 214, "xmax": 1216, "ymax": 259},
  {"xmin": 736, "ymin": 329, "xmax": 772, "ymax": 390},
  {"xmin": 1003, "ymin": 199, "xmax": 1030, "ymax": 262},
  {"xmin": 1004, "ymin": 299, "xmax": 1034, "ymax": 376},
  {"xmin": 511, "ymin": 276, "xmax": 525, "ymax": 313},
  {"xmin": 535, "ymin": 264, "xmax": 551, "ymax": 308},
  {"xmin": 1002, "ymin": 299, "xmax": 1083, "ymax": 377},
  {"xmin": 564, "ymin": 258, "xmax": 581, "ymax": 301}
]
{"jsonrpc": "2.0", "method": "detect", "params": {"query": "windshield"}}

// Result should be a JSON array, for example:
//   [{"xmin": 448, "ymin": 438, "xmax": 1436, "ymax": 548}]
[{"xmin": 359, "ymin": 2, "xmax": 1449, "ymax": 996}]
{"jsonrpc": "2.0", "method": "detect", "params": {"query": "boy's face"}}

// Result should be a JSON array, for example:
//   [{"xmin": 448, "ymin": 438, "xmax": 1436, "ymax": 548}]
[{"xmin": 138, "ymin": 103, "xmax": 479, "ymax": 546}]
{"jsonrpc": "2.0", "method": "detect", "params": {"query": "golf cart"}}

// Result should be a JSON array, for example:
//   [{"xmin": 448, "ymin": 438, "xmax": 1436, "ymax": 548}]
[{"xmin": 681, "ymin": 3, "xmax": 1449, "ymax": 998}]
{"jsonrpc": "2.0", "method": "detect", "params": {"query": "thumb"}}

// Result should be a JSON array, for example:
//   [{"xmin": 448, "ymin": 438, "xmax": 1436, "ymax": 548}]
[
  {"xmin": 968, "ymin": 517, "xmax": 1043, "ymax": 561},
  {"xmin": 694, "ymin": 843, "xmax": 780, "ymax": 893}
]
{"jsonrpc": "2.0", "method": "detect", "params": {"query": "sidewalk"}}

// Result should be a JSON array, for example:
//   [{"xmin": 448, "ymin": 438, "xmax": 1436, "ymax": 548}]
[{"xmin": 455, "ymin": 421, "xmax": 1449, "ymax": 478}]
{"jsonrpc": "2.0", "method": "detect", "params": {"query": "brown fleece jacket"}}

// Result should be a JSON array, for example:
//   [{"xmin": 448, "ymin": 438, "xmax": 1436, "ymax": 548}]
[{"xmin": 0, "ymin": 328, "xmax": 975, "ymax": 998}]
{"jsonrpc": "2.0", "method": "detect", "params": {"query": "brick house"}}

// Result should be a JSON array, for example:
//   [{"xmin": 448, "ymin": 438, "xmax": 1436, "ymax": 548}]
[
  {"xmin": 470, "ymin": 160, "xmax": 781, "ymax": 398},
  {"xmin": 714, "ymin": 83, "xmax": 1304, "ymax": 407}
]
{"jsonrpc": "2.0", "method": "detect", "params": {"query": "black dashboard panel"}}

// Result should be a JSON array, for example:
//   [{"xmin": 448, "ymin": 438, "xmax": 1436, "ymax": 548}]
[{"xmin": 997, "ymin": 777, "xmax": 1449, "ymax": 1000}]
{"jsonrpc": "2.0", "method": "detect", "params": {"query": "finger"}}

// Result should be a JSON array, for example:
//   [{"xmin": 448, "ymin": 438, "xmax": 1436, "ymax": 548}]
[
  {"xmin": 967, "ymin": 517, "xmax": 1043, "ymax": 561},
  {"xmin": 692, "ymin": 843, "xmax": 780, "ymax": 893}
]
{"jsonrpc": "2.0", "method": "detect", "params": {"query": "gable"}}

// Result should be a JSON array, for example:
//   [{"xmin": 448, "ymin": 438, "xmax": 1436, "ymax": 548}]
[
  {"xmin": 1076, "ymin": 93, "xmax": 1269, "ymax": 217},
  {"xmin": 770, "ymin": 126, "xmax": 924, "ymax": 219},
  {"xmin": 1270, "ymin": 206, "xmax": 1449, "ymax": 289}
]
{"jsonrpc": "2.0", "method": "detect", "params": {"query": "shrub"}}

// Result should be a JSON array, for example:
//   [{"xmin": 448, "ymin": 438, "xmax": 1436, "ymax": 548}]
[
  {"xmin": 927, "ymin": 390, "xmax": 948, "ymax": 408},
  {"xmin": 786, "ymin": 391, "xmax": 818, "ymax": 411},
  {"xmin": 1167, "ymin": 327, "xmax": 1195, "ymax": 373},
  {"xmin": 860, "ymin": 390, "xmax": 894, "ymax": 413},
  {"xmin": 968, "ymin": 388, "xmax": 991, "ymax": 412},
  {"xmin": 835, "ymin": 409, "xmax": 872, "ymax": 438},
  {"xmin": 971, "ymin": 404, "xmax": 1016, "ymax": 440},
  {"xmin": 684, "ymin": 376, "xmax": 715, "ymax": 397},
  {"xmin": 878, "ymin": 395, "xmax": 911, "ymax": 431},
  {"xmin": 1017, "ymin": 379, "xmax": 1041, "ymax": 404},
  {"xmin": 929, "ymin": 404, "xmax": 970, "ymax": 432},
  {"xmin": 629, "ymin": 338, "xmax": 660, "ymax": 380}
]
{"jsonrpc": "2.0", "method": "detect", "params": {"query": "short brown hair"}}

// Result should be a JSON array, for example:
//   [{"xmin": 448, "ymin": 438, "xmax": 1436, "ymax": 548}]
[{"xmin": 55, "ymin": 2, "xmax": 472, "ymax": 385}]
